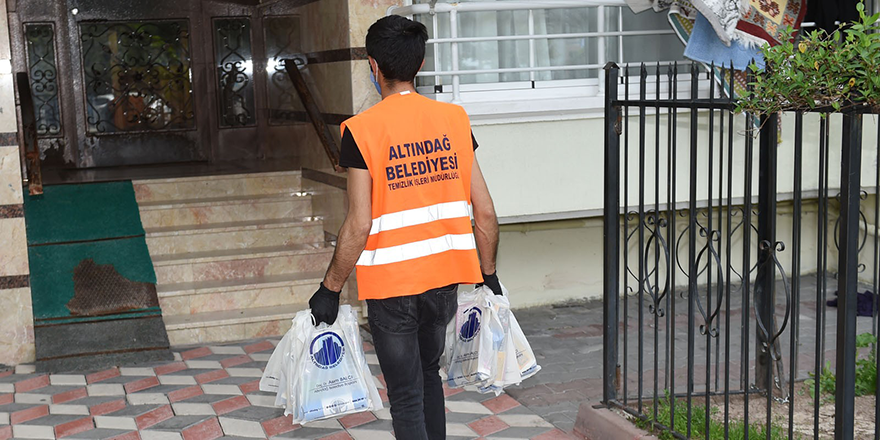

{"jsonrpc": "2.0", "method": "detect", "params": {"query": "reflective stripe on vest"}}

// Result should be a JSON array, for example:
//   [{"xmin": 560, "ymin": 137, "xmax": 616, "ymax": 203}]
[
  {"xmin": 357, "ymin": 233, "xmax": 476, "ymax": 266},
  {"xmin": 368, "ymin": 200, "xmax": 472, "ymax": 236}
]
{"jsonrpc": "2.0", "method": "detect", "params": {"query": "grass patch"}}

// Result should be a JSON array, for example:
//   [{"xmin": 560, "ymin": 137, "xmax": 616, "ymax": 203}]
[
  {"xmin": 633, "ymin": 393, "xmax": 789, "ymax": 440},
  {"xmin": 805, "ymin": 333, "xmax": 877, "ymax": 400}
]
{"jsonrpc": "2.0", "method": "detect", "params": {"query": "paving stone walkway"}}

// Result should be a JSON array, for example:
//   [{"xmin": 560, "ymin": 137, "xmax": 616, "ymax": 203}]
[
  {"xmin": 504, "ymin": 301, "xmax": 605, "ymax": 433},
  {"xmin": 0, "ymin": 303, "xmax": 600, "ymax": 440}
]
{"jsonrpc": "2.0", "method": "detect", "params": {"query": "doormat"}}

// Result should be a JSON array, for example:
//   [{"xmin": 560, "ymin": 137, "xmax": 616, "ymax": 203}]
[
  {"xmin": 23, "ymin": 182, "xmax": 172, "ymax": 372},
  {"xmin": 24, "ymin": 181, "xmax": 145, "ymax": 245}
]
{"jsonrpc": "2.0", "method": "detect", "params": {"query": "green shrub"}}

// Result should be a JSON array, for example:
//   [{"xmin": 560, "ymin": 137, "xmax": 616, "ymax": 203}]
[{"xmin": 737, "ymin": 1, "xmax": 880, "ymax": 114}]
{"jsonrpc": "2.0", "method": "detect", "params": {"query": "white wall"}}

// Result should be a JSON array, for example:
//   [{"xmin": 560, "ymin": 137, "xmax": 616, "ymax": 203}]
[
  {"xmin": 473, "ymin": 112, "xmax": 880, "ymax": 223},
  {"xmin": 473, "ymin": 112, "xmax": 880, "ymax": 308},
  {"xmin": 493, "ymin": 199, "xmax": 878, "ymax": 309},
  {"xmin": 495, "ymin": 220, "xmax": 603, "ymax": 308}
]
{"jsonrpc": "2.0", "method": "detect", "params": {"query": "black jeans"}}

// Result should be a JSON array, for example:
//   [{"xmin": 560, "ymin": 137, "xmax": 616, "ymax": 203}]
[{"xmin": 367, "ymin": 283, "xmax": 458, "ymax": 440}]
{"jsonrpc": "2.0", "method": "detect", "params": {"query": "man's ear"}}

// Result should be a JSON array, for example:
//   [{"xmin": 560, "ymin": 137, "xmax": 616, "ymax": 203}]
[
  {"xmin": 368, "ymin": 56, "xmax": 376, "ymax": 75},
  {"xmin": 420, "ymin": 59, "xmax": 426, "ymax": 71}
]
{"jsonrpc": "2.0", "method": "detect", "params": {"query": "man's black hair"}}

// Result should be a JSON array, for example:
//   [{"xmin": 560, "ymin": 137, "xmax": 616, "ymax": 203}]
[{"xmin": 366, "ymin": 15, "xmax": 429, "ymax": 84}]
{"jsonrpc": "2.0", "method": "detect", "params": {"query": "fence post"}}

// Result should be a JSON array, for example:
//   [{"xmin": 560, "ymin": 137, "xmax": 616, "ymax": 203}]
[
  {"xmin": 603, "ymin": 62, "xmax": 621, "ymax": 405},
  {"xmin": 755, "ymin": 113, "xmax": 779, "ymax": 393},
  {"xmin": 835, "ymin": 112, "xmax": 862, "ymax": 440}
]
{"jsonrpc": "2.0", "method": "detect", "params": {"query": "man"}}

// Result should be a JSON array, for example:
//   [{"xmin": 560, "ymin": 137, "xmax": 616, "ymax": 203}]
[{"xmin": 307, "ymin": 14, "xmax": 503, "ymax": 440}]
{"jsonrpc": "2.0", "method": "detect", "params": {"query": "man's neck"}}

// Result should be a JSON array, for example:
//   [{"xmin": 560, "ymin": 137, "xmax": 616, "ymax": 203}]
[{"xmin": 381, "ymin": 81, "xmax": 417, "ymax": 99}]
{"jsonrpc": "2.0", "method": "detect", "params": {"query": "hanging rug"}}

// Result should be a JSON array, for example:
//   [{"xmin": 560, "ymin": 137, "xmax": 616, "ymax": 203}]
[{"xmin": 736, "ymin": 0, "xmax": 807, "ymax": 46}]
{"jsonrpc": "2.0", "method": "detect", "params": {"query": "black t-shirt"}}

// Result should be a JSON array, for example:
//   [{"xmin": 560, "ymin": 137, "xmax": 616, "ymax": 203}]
[{"xmin": 339, "ymin": 127, "xmax": 479, "ymax": 170}]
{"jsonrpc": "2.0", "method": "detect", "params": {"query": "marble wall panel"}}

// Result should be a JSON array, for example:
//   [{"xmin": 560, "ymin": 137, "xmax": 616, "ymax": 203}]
[
  {"xmin": 279, "ymin": 123, "xmax": 339, "ymax": 172},
  {"xmin": 299, "ymin": 0, "xmax": 350, "ymax": 53},
  {"xmin": 0, "ymin": 0, "xmax": 32, "ymax": 366},
  {"xmin": 303, "ymin": 178, "xmax": 347, "ymax": 236},
  {"xmin": 351, "ymin": 60, "xmax": 380, "ymax": 115},
  {"xmin": 0, "ymin": 145, "xmax": 23, "ymax": 205},
  {"xmin": 0, "ymin": 0, "xmax": 10, "ymax": 60},
  {"xmin": 0, "ymin": 0, "xmax": 12, "ymax": 133},
  {"xmin": 0, "ymin": 287, "xmax": 35, "ymax": 365},
  {"xmin": 0, "ymin": 217, "xmax": 28, "ymax": 277},
  {"xmin": 0, "ymin": 72, "xmax": 15, "ymax": 133},
  {"xmin": 348, "ymin": 0, "xmax": 402, "ymax": 48},
  {"xmin": 304, "ymin": 62, "xmax": 354, "ymax": 116}
]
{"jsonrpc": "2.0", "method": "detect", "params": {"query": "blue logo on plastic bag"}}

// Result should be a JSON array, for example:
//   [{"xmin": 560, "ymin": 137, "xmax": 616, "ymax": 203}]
[
  {"xmin": 310, "ymin": 331, "xmax": 345, "ymax": 369},
  {"xmin": 459, "ymin": 307, "xmax": 482, "ymax": 342}
]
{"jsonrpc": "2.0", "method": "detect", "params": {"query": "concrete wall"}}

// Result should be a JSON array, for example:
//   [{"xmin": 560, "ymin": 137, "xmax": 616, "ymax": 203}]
[{"xmin": 0, "ymin": 0, "xmax": 34, "ymax": 366}]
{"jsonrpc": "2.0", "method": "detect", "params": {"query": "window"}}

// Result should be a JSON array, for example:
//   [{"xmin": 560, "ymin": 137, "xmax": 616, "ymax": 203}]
[
  {"xmin": 416, "ymin": 0, "xmax": 686, "ymax": 92},
  {"xmin": 400, "ymin": 0, "xmax": 693, "ymax": 117}
]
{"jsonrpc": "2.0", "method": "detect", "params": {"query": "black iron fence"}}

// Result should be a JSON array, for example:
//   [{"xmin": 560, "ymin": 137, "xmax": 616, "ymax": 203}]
[{"xmin": 602, "ymin": 62, "xmax": 880, "ymax": 439}]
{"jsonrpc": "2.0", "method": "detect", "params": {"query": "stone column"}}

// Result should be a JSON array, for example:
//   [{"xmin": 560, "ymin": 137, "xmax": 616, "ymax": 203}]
[{"xmin": 0, "ymin": 0, "xmax": 34, "ymax": 366}]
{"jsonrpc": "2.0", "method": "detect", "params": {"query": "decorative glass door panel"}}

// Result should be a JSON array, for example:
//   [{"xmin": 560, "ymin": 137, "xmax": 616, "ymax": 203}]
[
  {"xmin": 11, "ymin": 0, "xmax": 306, "ymax": 169},
  {"xmin": 24, "ymin": 23, "xmax": 62, "ymax": 138},
  {"xmin": 79, "ymin": 21, "xmax": 195, "ymax": 134},
  {"xmin": 213, "ymin": 18, "xmax": 256, "ymax": 128},
  {"xmin": 264, "ymin": 16, "xmax": 303, "ymax": 125}
]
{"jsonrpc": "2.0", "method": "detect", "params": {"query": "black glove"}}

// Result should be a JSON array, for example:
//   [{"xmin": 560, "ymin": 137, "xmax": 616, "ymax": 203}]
[
  {"xmin": 309, "ymin": 283, "xmax": 341, "ymax": 326},
  {"xmin": 478, "ymin": 272, "xmax": 503, "ymax": 296}
]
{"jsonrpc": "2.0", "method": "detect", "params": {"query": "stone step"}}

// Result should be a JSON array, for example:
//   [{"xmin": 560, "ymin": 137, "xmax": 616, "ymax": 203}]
[
  {"xmin": 157, "ymin": 271, "xmax": 325, "ymax": 317},
  {"xmin": 133, "ymin": 171, "xmax": 302, "ymax": 204},
  {"xmin": 145, "ymin": 218, "xmax": 325, "ymax": 255},
  {"xmin": 163, "ymin": 304, "xmax": 311, "ymax": 346},
  {"xmin": 138, "ymin": 192, "xmax": 313, "ymax": 229},
  {"xmin": 151, "ymin": 243, "xmax": 334, "ymax": 284}
]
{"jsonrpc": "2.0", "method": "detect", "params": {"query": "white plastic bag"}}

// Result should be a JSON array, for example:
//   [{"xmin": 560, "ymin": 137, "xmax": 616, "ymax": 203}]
[
  {"xmin": 284, "ymin": 311, "xmax": 313, "ymax": 415},
  {"xmin": 260, "ymin": 327, "xmax": 292, "ymax": 393},
  {"xmin": 337, "ymin": 304, "xmax": 383, "ymax": 411},
  {"xmin": 477, "ymin": 326, "xmax": 521, "ymax": 395},
  {"xmin": 260, "ymin": 310, "xmax": 312, "ymax": 409},
  {"xmin": 444, "ymin": 282, "xmax": 541, "ymax": 394},
  {"xmin": 476, "ymin": 284, "xmax": 521, "ymax": 395},
  {"xmin": 293, "ymin": 305, "xmax": 382, "ymax": 423},
  {"xmin": 509, "ymin": 311, "xmax": 541, "ymax": 380},
  {"xmin": 260, "ymin": 305, "xmax": 383, "ymax": 425},
  {"xmin": 445, "ymin": 286, "xmax": 509, "ymax": 388}
]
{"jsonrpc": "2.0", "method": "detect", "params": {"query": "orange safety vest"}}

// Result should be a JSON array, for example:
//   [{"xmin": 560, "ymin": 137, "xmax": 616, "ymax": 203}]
[{"xmin": 341, "ymin": 91, "xmax": 482, "ymax": 300}]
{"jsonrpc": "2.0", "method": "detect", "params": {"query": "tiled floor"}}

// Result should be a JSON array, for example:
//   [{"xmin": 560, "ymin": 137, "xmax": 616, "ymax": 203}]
[{"xmin": 0, "ymin": 331, "xmax": 576, "ymax": 439}]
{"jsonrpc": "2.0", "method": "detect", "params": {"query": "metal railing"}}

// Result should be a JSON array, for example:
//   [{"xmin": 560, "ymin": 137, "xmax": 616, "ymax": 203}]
[
  {"xmin": 283, "ymin": 57, "xmax": 342, "ymax": 172},
  {"xmin": 388, "ymin": 0, "xmax": 680, "ymax": 103},
  {"xmin": 17, "ymin": 72, "xmax": 43, "ymax": 196},
  {"xmin": 603, "ymin": 62, "xmax": 880, "ymax": 439}
]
